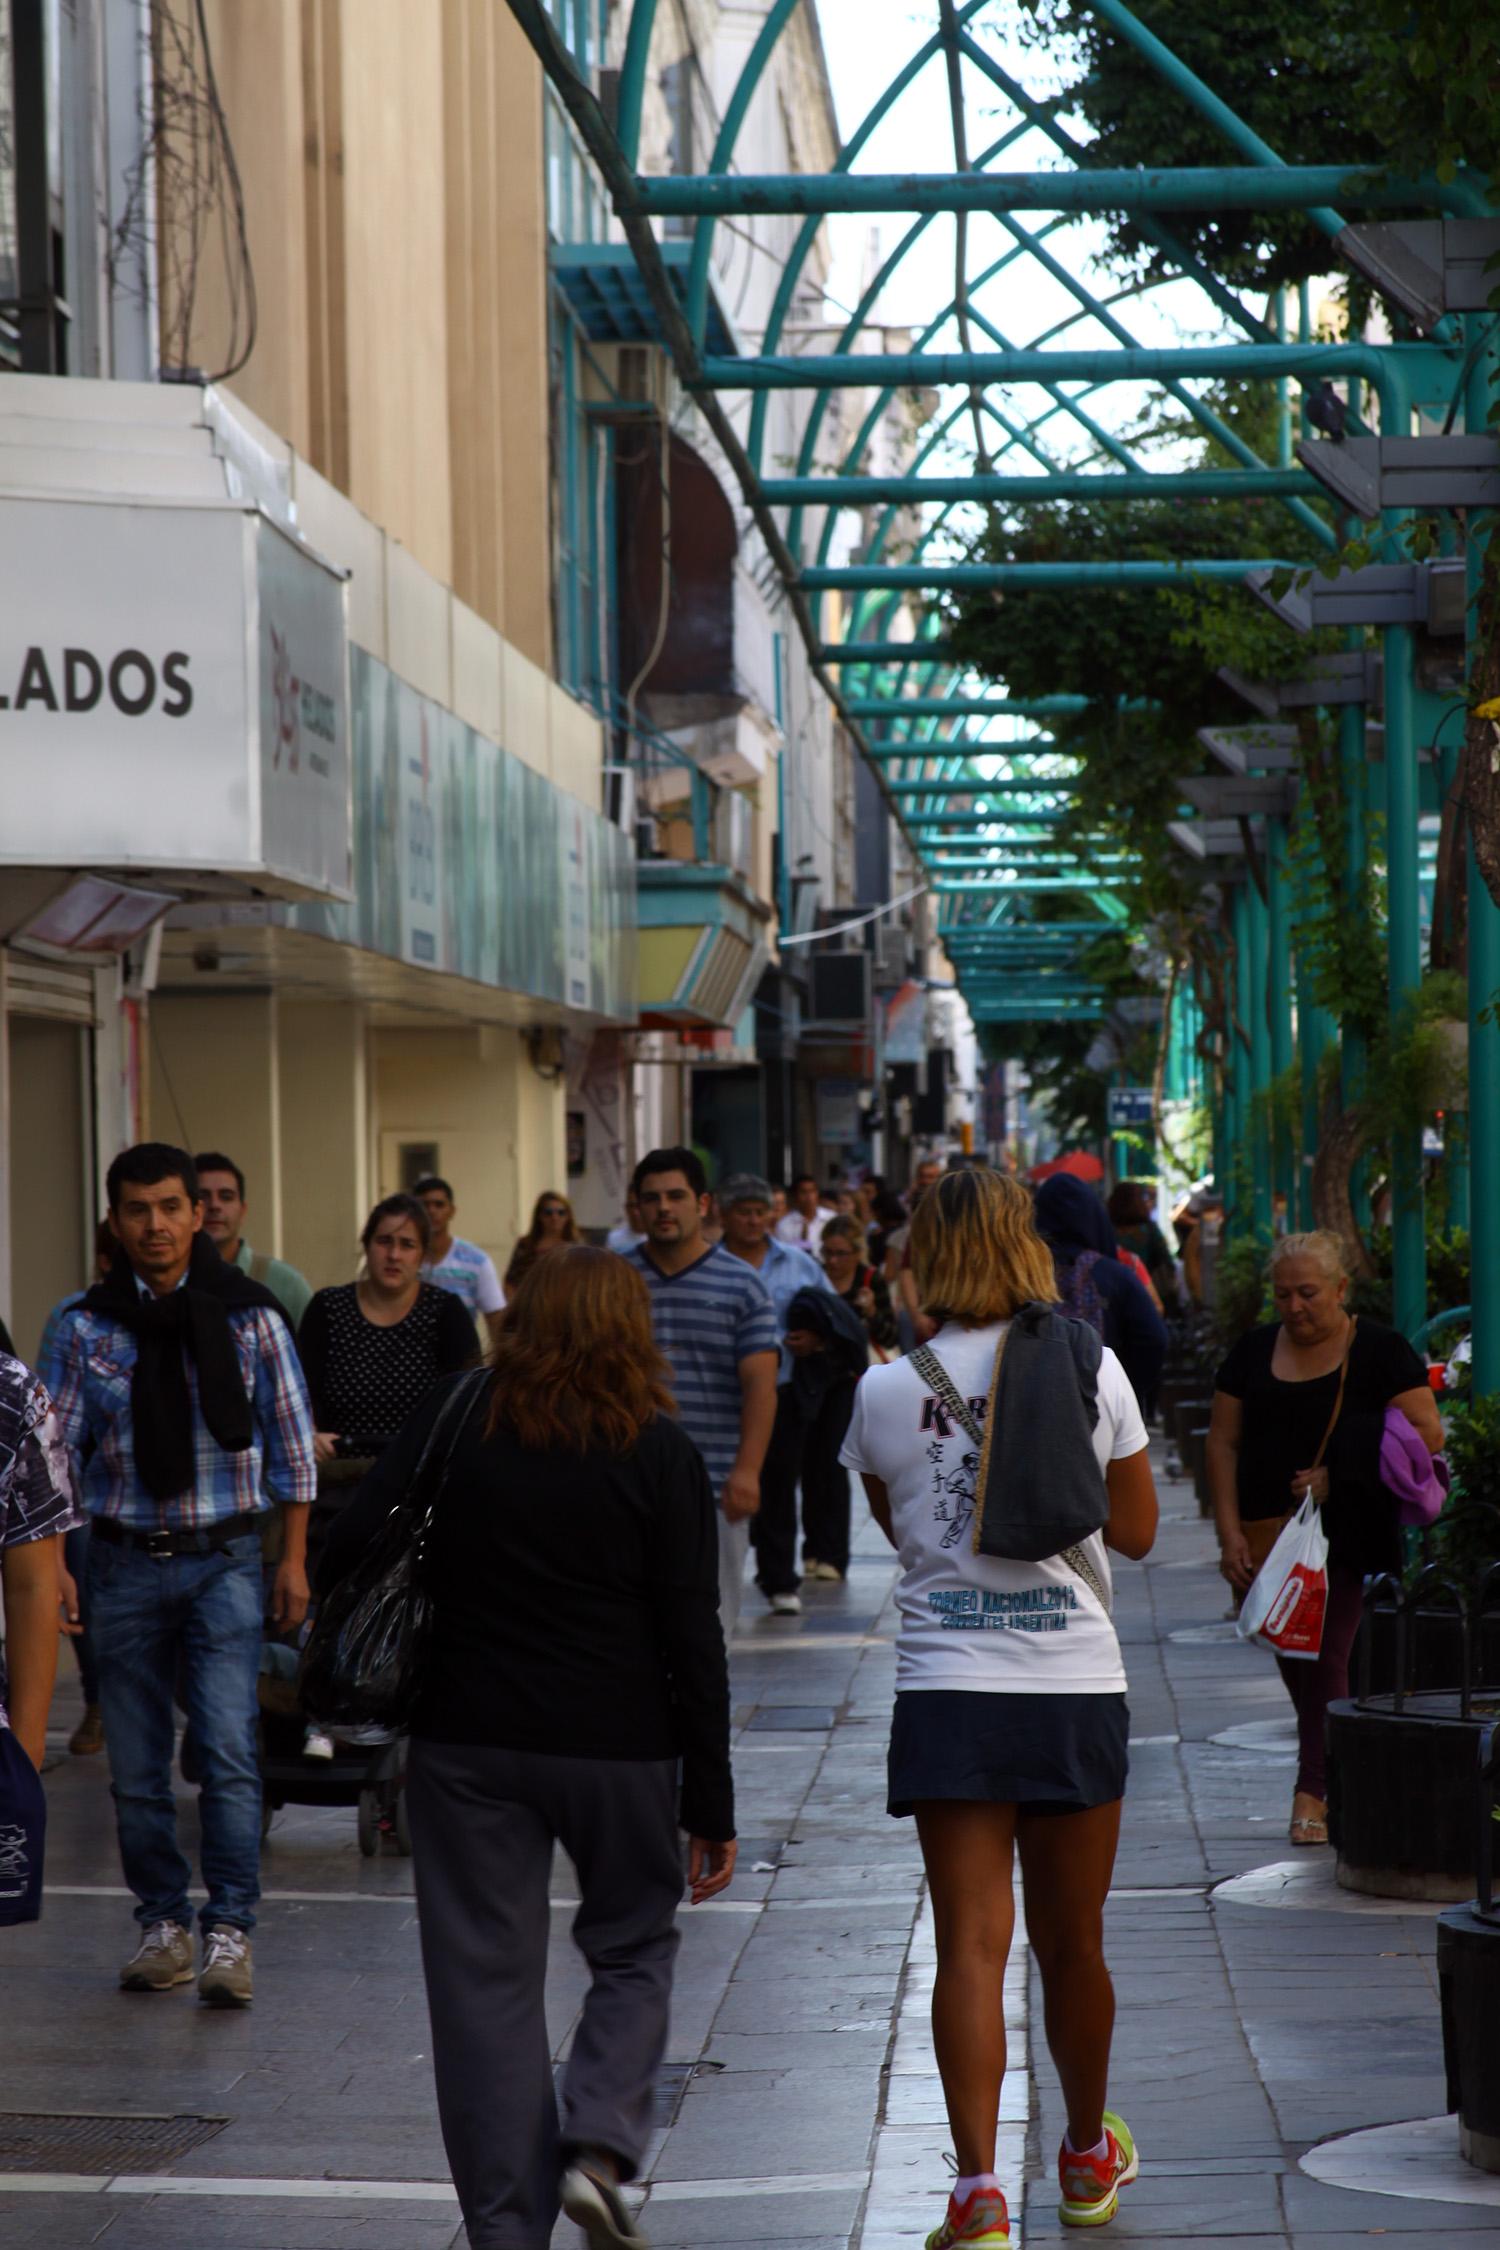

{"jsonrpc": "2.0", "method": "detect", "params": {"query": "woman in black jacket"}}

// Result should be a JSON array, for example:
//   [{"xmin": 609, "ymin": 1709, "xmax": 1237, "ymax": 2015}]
[
  {"xmin": 318, "ymin": 1246, "xmax": 734, "ymax": 2250},
  {"xmin": 1033, "ymin": 1174, "xmax": 1167, "ymax": 1412}
]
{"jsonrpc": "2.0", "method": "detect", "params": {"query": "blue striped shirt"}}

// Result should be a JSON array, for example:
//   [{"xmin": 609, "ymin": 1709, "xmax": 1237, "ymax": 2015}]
[{"xmin": 630, "ymin": 1243, "xmax": 779, "ymax": 1490}]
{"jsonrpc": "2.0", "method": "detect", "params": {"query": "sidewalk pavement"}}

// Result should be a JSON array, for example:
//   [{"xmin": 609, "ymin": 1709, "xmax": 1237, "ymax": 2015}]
[{"xmin": 0, "ymin": 1444, "xmax": 1479, "ymax": 2248}]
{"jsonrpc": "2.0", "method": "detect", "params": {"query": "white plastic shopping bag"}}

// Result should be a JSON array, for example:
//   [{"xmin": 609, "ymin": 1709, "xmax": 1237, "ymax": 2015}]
[{"xmin": 1235, "ymin": 1497, "xmax": 1329, "ymax": 1661}]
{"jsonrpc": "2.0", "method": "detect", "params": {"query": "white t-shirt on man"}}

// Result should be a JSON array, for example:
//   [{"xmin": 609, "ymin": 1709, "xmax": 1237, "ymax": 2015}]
[{"xmin": 840, "ymin": 1319, "xmax": 1148, "ymax": 1697}]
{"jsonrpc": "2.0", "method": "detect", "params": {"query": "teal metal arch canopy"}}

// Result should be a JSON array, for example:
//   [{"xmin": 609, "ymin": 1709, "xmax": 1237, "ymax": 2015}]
[{"xmin": 511, "ymin": 0, "xmax": 1480, "ymax": 1082}]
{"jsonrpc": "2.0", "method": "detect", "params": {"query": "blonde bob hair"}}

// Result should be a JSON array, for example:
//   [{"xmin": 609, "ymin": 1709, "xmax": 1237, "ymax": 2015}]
[
  {"xmin": 908, "ymin": 1166, "xmax": 1060, "ymax": 1324},
  {"xmin": 1267, "ymin": 1230, "xmax": 1348, "ymax": 1287}
]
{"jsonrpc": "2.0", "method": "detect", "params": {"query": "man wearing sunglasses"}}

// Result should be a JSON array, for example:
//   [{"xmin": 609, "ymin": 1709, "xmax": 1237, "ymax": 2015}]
[{"xmin": 412, "ymin": 1176, "xmax": 506, "ymax": 1350}]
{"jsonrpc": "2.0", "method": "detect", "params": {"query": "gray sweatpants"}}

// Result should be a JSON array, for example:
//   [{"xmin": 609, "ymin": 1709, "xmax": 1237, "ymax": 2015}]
[{"xmin": 405, "ymin": 1739, "xmax": 683, "ymax": 2250}]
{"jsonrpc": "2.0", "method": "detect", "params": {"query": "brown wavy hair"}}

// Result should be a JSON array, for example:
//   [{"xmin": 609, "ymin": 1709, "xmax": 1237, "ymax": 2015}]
[
  {"xmin": 485, "ymin": 1245, "xmax": 674, "ymax": 1453},
  {"xmin": 909, "ymin": 1166, "xmax": 1059, "ymax": 1324}
]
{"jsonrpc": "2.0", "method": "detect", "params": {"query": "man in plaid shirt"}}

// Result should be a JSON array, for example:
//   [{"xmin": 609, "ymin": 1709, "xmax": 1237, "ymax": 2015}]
[{"xmin": 44, "ymin": 1143, "xmax": 316, "ymax": 2007}]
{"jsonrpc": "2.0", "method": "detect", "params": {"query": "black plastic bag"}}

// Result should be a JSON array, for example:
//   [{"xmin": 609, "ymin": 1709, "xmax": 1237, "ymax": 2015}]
[{"xmin": 297, "ymin": 1370, "xmax": 487, "ymax": 1730}]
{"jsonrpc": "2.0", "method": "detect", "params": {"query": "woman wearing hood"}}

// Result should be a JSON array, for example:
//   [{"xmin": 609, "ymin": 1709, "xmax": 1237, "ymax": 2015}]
[{"xmin": 1033, "ymin": 1176, "xmax": 1167, "ymax": 1414}]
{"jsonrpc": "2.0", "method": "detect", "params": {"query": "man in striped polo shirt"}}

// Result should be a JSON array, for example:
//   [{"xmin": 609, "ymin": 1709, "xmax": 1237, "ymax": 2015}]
[{"xmin": 629, "ymin": 1147, "xmax": 779, "ymax": 1635}]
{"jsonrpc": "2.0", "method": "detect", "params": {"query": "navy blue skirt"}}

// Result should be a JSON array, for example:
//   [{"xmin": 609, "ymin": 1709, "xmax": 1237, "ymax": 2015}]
[{"xmin": 887, "ymin": 1689, "xmax": 1129, "ymax": 1819}]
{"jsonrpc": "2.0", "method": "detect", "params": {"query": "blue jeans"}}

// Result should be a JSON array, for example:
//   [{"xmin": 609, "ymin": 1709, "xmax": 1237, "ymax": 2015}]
[
  {"xmin": 87, "ymin": 1532, "xmax": 263, "ymax": 1933},
  {"xmin": 63, "ymin": 1523, "xmax": 98, "ymax": 1704}
]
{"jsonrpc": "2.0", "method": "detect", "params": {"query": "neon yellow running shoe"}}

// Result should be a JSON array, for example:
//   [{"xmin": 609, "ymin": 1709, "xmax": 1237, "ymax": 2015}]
[
  {"xmin": 924, "ymin": 2182, "xmax": 1011, "ymax": 2248},
  {"xmin": 1057, "ymin": 2111, "xmax": 1139, "ymax": 2228}
]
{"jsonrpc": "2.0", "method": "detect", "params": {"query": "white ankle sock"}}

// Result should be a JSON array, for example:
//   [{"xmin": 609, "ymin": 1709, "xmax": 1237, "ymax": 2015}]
[
  {"xmin": 953, "ymin": 2172, "xmax": 1000, "ymax": 2200},
  {"xmin": 1064, "ymin": 2130, "xmax": 1110, "ymax": 2161}
]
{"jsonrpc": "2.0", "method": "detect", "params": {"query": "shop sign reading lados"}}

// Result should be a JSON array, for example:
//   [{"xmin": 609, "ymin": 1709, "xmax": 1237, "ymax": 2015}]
[{"xmin": 0, "ymin": 498, "xmax": 352, "ymax": 902}]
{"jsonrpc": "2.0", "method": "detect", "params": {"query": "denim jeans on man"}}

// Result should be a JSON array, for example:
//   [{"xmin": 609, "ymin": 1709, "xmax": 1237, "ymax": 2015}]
[{"xmin": 88, "ymin": 1534, "xmax": 263, "ymax": 1932}]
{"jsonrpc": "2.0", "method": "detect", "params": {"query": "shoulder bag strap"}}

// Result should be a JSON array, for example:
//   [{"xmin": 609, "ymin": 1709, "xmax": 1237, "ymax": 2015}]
[
  {"xmin": 411, "ymin": 1368, "xmax": 491, "ymax": 1554},
  {"xmin": 1309, "ymin": 1313, "xmax": 1358, "ymax": 1478}
]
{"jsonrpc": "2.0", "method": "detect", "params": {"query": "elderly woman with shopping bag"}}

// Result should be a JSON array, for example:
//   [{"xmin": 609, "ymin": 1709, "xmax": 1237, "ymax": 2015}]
[{"xmin": 1205, "ymin": 1232, "xmax": 1443, "ymax": 1847}]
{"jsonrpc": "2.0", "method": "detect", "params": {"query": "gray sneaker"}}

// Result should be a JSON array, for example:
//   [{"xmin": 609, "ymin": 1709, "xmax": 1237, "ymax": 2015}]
[
  {"xmin": 198, "ymin": 1925, "xmax": 253, "ymax": 2008},
  {"xmin": 120, "ymin": 1920, "xmax": 194, "ymax": 1992}
]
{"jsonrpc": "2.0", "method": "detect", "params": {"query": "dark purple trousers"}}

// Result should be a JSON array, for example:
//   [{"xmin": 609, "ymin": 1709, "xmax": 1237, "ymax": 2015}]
[{"xmin": 1275, "ymin": 1564, "xmax": 1365, "ymax": 1801}]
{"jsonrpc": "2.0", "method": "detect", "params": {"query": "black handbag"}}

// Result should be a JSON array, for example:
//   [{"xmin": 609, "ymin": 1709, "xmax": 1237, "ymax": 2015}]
[{"xmin": 297, "ymin": 1369, "xmax": 489, "ymax": 1730}]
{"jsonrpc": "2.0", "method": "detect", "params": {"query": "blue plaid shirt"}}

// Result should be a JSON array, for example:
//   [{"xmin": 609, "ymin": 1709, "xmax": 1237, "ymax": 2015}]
[{"xmin": 42, "ymin": 1294, "xmax": 317, "ymax": 1533}]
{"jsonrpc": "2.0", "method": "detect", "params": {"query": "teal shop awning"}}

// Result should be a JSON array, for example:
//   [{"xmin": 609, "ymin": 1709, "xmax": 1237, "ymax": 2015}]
[{"xmin": 551, "ymin": 242, "xmax": 741, "ymax": 360}]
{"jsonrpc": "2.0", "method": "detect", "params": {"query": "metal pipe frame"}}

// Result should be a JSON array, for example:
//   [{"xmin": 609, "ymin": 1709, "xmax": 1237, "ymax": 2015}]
[
  {"xmin": 763, "ymin": 469, "xmax": 1317, "ymax": 505},
  {"xmin": 635, "ymin": 167, "xmax": 1475, "ymax": 219},
  {"xmin": 803, "ymin": 560, "xmax": 1300, "ymax": 591}
]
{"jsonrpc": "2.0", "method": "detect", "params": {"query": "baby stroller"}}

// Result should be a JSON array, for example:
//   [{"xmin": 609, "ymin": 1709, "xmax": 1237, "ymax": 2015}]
[
  {"xmin": 257, "ymin": 1433, "xmax": 412, "ymax": 1856},
  {"xmin": 256, "ymin": 1644, "xmax": 410, "ymax": 1856}
]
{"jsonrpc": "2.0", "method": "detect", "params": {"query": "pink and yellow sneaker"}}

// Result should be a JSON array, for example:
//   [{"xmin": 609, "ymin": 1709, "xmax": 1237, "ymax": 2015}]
[
  {"xmin": 1057, "ymin": 2111, "xmax": 1139, "ymax": 2227},
  {"xmin": 924, "ymin": 2181, "xmax": 1010, "ymax": 2249}
]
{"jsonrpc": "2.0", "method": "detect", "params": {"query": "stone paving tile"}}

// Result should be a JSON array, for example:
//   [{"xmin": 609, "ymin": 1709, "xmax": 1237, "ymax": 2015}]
[{"xmin": 3, "ymin": 1451, "xmax": 1481, "ymax": 2250}]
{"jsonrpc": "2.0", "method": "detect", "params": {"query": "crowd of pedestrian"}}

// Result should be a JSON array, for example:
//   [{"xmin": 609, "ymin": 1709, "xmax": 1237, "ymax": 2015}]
[{"xmin": 2, "ymin": 1134, "xmax": 1436, "ymax": 2250}]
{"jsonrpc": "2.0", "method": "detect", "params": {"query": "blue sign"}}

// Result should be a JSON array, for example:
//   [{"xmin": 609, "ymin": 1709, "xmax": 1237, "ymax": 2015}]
[{"xmin": 1106, "ymin": 1087, "xmax": 1155, "ymax": 1131}]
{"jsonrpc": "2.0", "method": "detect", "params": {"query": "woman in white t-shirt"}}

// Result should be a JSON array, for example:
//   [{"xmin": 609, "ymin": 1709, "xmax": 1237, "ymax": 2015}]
[{"xmin": 841, "ymin": 1168, "xmax": 1157, "ymax": 2250}]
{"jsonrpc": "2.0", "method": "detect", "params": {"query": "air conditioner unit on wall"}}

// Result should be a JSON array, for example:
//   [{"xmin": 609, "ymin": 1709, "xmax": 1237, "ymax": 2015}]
[{"xmin": 809, "ymin": 949, "xmax": 873, "ymax": 1024}]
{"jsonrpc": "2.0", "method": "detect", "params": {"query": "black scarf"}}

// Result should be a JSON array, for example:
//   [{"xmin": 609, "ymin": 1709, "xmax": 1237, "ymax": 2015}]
[{"xmin": 85, "ymin": 1234, "xmax": 287, "ymax": 1502}]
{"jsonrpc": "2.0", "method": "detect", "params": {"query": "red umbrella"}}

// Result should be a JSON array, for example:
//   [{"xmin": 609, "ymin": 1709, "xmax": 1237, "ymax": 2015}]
[{"xmin": 1029, "ymin": 1150, "xmax": 1106, "ymax": 1184}]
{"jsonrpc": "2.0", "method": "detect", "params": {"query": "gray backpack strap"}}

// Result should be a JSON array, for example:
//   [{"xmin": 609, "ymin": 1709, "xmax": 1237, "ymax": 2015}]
[
  {"xmin": 249, "ymin": 1250, "xmax": 273, "ymax": 1287},
  {"xmin": 910, "ymin": 1341, "xmax": 1111, "ymax": 1613}
]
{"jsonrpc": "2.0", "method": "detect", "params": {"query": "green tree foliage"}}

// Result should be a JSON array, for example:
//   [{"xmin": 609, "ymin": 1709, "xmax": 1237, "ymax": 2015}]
[{"xmin": 1013, "ymin": 0, "xmax": 1470, "ymax": 292}]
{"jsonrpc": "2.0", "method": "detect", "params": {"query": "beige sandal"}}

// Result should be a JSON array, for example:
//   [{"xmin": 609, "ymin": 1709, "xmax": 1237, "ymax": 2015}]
[{"xmin": 1289, "ymin": 1795, "xmax": 1329, "ymax": 1847}]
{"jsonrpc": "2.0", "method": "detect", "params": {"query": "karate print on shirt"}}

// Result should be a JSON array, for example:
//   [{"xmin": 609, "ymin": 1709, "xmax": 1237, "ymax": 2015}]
[{"xmin": 916, "ymin": 1388, "xmax": 1079, "ymax": 1632}]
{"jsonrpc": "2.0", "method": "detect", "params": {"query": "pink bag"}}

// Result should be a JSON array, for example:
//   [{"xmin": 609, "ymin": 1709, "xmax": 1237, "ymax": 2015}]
[{"xmin": 1379, "ymin": 1407, "xmax": 1449, "ymax": 1528}]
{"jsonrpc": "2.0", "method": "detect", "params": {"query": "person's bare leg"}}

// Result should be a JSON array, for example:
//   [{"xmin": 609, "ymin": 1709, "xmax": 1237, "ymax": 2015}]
[
  {"xmin": 914, "ymin": 1801, "xmax": 1017, "ymax": 2176},
  {"xmin": 1017, "ymin": 1801, "xmax": 1122, "ymax": 2151}
]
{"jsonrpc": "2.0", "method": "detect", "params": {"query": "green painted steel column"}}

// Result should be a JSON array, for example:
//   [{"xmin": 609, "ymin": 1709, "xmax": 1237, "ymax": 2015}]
[
  {"xmin": 1384, "ymin": 621, "xmax": 1427, "ymax": 1336},
  {"xmin": 1245, "ymin": 876, "xmax": 1274, "ymax": 1238},
  {"xmin": 1298, "ymin": 998, "xmax": 1336, "ymax": 1230},
  {"xmin": 1339, "ymin": 691, "xmax": 1369, "ymax": 1228},
  {"xmin": 1469, "ymin": 846, "xmax": 1500, "ymax": 1394},
  {"xmin": 1466, "ymin": 319, "xmax": 1500, "ymax": 1397},
  {"xmin": 1229, "ymin": 886, "xmax": 1254, "ymax": 1234},
  {"xmin": 1266, "ymin": 820, "xmax": 1295, "ymax": 1222}
]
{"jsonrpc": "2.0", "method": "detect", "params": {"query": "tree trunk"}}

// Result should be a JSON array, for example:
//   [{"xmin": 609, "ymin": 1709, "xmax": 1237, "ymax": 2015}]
[{"xmin": 1311, "ymin": 1101, "xmax": 1376, "ymax": 1277}]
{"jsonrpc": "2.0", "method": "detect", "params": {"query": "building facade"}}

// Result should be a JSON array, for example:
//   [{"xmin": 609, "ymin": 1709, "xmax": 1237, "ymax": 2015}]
[{"xmin": 0, "ymin": 0, "xmax": 971, "ymax": 1353}]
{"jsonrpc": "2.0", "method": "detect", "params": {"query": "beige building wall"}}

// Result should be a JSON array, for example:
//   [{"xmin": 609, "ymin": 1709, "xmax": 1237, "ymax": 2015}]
[
  {"xmin": 157, "ymin": 0, "xmax": 552, "ymax": 674},
  {"xmin": 147, "ymin": 993, "xmax": 284, "ymax": 1257},
  {"xmin": 277, "ymin": 1000, "xmax": 371, "ymax": 1290},
  {"xmin": 370, "ymin": 1027, "xmax": 566, "ymax": 1283}
]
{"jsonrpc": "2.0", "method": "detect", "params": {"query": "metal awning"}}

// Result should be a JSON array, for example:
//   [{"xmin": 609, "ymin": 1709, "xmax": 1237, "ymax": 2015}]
[{"xmin": 550, "ymin": 242, "xmax": 741, "ymax": 360}]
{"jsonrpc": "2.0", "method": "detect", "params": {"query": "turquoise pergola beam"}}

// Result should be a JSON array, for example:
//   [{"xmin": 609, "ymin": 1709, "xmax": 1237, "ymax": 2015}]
[
  {"xmin": 636, "ymin": 168, "xmax": 1477, "ymax": 218},
  {"xmin": 882, "ymin": 779, "xmax": 1079, "ymax": 796},
  {"xmin": 699, "ymin": 344, "xmax": 1426, "ymax": 398},
  {"xmin": 854, "ymin": 697, "xmax": 1077, "ymax": 717},
  {"xmin": 934, "ymin": 877, "xmax": 1131, "ymax": 891},
  {"xmin": 821, "ymin": 643, "xmax": 960, "ymax": 663},
  {"xmin": 763, "ymin": 469, "xmax": 1317, "ymax": 504},
  {"xmin": 803, "ymin": 561, "xmax": 1299, "ymax": 590}
]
